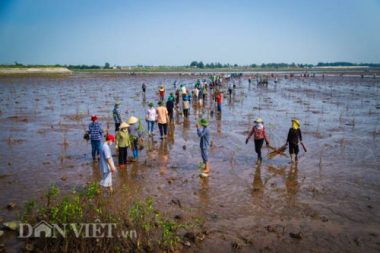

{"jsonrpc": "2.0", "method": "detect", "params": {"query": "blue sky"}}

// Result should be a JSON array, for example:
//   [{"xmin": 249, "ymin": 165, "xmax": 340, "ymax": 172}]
[{"xmin": 0, "ymin": 0, "xmax": 379, "ymax": 65}]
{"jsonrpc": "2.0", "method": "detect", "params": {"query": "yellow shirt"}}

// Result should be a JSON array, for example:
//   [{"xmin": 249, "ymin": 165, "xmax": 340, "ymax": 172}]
[{"xmin": 156, "ymin": 106, "xmax": 168, "ymax": 124}]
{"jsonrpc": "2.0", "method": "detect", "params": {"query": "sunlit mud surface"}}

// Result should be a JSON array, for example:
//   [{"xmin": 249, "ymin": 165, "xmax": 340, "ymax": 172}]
[{"xmin": 0, "ymin": 73, "xmax": 379, "ymax": 252}]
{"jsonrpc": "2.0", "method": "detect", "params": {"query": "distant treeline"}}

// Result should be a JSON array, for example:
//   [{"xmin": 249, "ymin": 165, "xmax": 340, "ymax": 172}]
[
  {"xmin": 2, "ymin": 61, "xmax": 380, "ymax": 69},
  {"xmin": 317, "ymin": 62, "xmax": 380, "ymax": 67}
]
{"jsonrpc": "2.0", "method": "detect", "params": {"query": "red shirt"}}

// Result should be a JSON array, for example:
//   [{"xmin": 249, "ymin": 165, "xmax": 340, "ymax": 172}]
[{"xmin": 216, "ymin": 94, "xmax": 222, "ymax": 104}]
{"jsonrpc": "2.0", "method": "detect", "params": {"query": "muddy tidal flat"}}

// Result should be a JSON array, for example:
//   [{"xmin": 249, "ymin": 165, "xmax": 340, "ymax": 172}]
[{"xmin": 0, "ymin": 73, "xmax": 379, "ymax": 252}]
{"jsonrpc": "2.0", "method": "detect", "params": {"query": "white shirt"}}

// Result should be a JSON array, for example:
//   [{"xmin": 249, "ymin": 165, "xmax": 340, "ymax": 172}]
[{"xmin": 146, "ymin": 108, "xmax": 157, "ymax": 121}]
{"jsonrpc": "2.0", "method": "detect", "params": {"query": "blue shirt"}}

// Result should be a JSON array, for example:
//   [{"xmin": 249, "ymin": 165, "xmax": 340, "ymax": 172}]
[
  {"xmin": 197, "ymin": 127, "xmax": 210, "ymax": 150},
  {"xmin": 113, "ymin": 106, "xmax": 122, "ymax": 124},
  {"xmin": 89, "ymin": 122, "xmax": 103, "ymax": 141},
  {"xmin": 99, "ymin": 142, "xmax": 112, "ymax": 174}
]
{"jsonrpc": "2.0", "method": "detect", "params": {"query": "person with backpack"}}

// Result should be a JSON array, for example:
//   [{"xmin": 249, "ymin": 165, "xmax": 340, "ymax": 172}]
[{"xmin": 245, "ymin": 118, "xmax": 270, "ymax": 164}]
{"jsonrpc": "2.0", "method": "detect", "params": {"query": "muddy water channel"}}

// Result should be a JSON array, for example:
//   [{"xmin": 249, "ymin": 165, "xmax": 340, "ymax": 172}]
[{"xmin": 0, "ymin": 73, "xmax": 379, "ymax": 252}]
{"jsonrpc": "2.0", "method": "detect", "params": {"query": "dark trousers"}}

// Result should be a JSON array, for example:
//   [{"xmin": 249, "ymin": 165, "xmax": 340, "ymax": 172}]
[
  {"xmin": 118, "ymin": 147, "xmax": 128, "ymax": 165},
  {"xmin": 289, "ymin": 143, "xmax": 299, "ymax": 155},
  {"xmin": 183, "ymin": 109, "xmax": 189, "ymax": 117},
  {"xmin": 158, "ymin": 123, "xmax": 168, "ymax": 136},
  {"xmin": 254, "ymin": 139, "xmax": 264, "ymax": 160},
  {"xmin": 168, "ymin": 109, "xmax": 174, "ymax": 121},
  {"xmin": 115, "ymin": 123, "xmax": 120, "ymax": 132}
]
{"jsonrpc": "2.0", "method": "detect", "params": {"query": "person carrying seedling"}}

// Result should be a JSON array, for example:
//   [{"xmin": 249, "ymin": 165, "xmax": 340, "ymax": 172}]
[
  {"xmin": 99, "ymin": 133, "xmax": 117, "ymax": 193},
  {"xmin": 196, "ymin": 118, "xmax": 210, "ymax": 177},
  {"xmin": 246, "ymin": 118, "xmax": 270, "ymax": 164},
  {"xmin": 89, "ymin": 114, "xmax": 103, "ymax": 161},
  {"xmin": 116, "ymin": 122, "xmax": 130, "ymax": 169},
  {"xmin": 285, "ymin": 118, "xmax": 304, "ymax": 163},
  {"xmin": 127, "ymin": 116, "xmax": 143, "ymax": 161},
  {"xmin": 113, "ymin": 101, "xmax": 122, "ymax": 133}
]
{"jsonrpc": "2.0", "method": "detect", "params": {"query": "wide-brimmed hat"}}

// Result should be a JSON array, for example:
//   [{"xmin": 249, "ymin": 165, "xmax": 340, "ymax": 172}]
[
  {"xmin": 159, "ymin": 87, "xmax": 165, "ymax": 92},
  {"xmin": 198, "ymin": 118, "xmax": 209, "ymax": 127},
  {"xmin": 292, "ymin": 118, "xmax": 300, "ymax": 126},
  {"xmin": 254, "ymin": 118, "xmax": 263, "ymax": 123},
  {"xmin": 120, "ymin": 122, "xmax": 130, "ymax": 129},
  {"xmin": 127, "ymin": 116, "xmax": 139, "ymax": 124},
  {"xmin": 91, "ymin": 115, "xmax": 97, "ymax": 121}
]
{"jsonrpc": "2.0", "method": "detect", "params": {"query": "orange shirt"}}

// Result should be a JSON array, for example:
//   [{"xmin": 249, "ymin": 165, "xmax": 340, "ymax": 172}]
[{"xmin": 156, "ymin": 106, "xmax": 168, "ymax": 124}]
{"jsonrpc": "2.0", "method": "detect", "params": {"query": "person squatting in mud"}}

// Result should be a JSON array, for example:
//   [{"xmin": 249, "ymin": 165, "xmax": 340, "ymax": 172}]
[
  {"xmin": 245, "ymin": 118, "xmax": 270, "ymax": 164},
  {"xmin": 285, "ymin": 118, "xmax": 303, "ymax": 163}
]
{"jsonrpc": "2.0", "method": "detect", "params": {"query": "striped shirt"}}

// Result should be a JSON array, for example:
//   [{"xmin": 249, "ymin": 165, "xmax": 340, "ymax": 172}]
[{"xmin": 89, "ymin": 122, "xmax": 103, "ymax": 141}]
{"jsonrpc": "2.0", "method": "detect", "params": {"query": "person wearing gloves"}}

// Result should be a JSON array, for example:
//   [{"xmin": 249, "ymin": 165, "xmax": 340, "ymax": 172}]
[
  {"xmin": 99, "ymin": 133, "xmax": 117, "ymax": 193},
  {"xmin": 246, "ymin": 118, "xmax": 270, "ymax": 164},
  {"xmin": 116, "ymin": 122, "xmax": 131, "ymax": 169},
  {"xmin": 285, "ymin": 118, "xmax": 303, "ymax": 163},
  {"xmin": 127, "ymin": 116, "xmax": 143, "ymax": 161}
]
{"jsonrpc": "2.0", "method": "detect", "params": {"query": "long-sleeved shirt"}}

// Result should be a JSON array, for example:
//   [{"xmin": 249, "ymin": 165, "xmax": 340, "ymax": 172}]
[
  {"xmin": 113, "ymin": 107, "xmax": 122, "ymax": 124},
  {"xmin": 287, "ymin": 128, "xmax": 302, "ymax": 144},
  {"xmin": 247, "ymin": 126, "xmax": 269, "ymax": 143},
  {"xmin": 128, "ymin": 123, "xmax": 142, "ymax": 138},
  {"xmin": 89, "ymin": 122, "xmax": 103, "ymax": 141},
  {"xmin": 116, "ymin": 130, "xmax": 131, "ymax": 147},
  {"xmin": 197, "ymin": 127, "xmax": 210, "ymax": 150}
]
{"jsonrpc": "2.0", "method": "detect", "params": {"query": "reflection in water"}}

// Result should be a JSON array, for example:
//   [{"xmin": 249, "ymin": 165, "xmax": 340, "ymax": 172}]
[
  {"xmin": 252, "ymin": 164, "xmax": 264, "ymax": 199},
  {"xmin": 167, "ymin": 121, "xmax": 175, "ymax": 144},
  {"xmin": 182, "ymin": 117, "xmax": 190, "ymax": 141},
  {"xmin": 199, "ymin": 177, "xmax": 209, "ymax": 208},
  {"xmin": 285, "ymin": 164, "xmax": 299, "ymax": 206},
  {"xmin": 159, "ymin": 140, "xmax": 169, "ymax": 175},
  {"xmin": 216, "ymin": 115, "xmax": 222, "ymax": 135}
]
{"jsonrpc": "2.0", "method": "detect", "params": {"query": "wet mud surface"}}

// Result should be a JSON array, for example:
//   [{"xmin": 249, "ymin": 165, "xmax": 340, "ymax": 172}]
[{"xmin": 0, "ymin": 73, "xmax": 380, "ymax": 252}]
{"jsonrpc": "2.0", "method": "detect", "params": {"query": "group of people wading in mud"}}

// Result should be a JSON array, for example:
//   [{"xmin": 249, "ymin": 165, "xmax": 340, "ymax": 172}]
[{"xmin": 86, "ymin": 75, "xmax": 305, "ymax": 193}]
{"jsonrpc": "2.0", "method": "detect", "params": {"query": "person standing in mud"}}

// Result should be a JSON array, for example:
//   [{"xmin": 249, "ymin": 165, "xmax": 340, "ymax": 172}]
[
  {"xmin": 89, "ymin": 114, "xmax": 103, "ymax": 161},
  {"xmin": 127, "ymin": 116, "xmax": 143, "ymax": 161},
  {"xmin": 285, "ymin": 119, "xmax": 303, "ymax": 163},
  {"xmin": 196, "ymin": 118, "xmax": 210, "ymax": 177},
  {"xmin": 216, "ymin": 90, "xmax": 223, "ymax": 113},
  {"xmin": 166, "ymin": 93, "xmax": 175, "ymax": 121},
  {"xmin": 183, "ymin": 92, "xmax": 191, "ymax": 118},
  {"xmin": 142, "ymin": 83, "xmax": 146, "ymax": 94},
  {"xmin": 116, "ymin": 122, "xmax": 130, "ymax": 169},
  {"xmin": 156, "ymin": 101, "xmax": 169, "ymax": 140},
  {"xmin": 175, "ymin": 88, "xmax": 180, "ymax": 108},
  {"xmin": 113, "ymin": 102, "xmax": 122, "ymax": 133},
  {"xmin": 159, "ymin": 85, "xmax": 165, "ymax": 101},
  {"xmin": 245, "ymin": 118, "xmax": 270, "ymax": 164},
  {"xmin": 145, "ymin": 102, "xmax": 157, "ymax": 136},
  {"xmin": 99, "ymin": 133, "xmax": 116, "ymax": 193}
]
